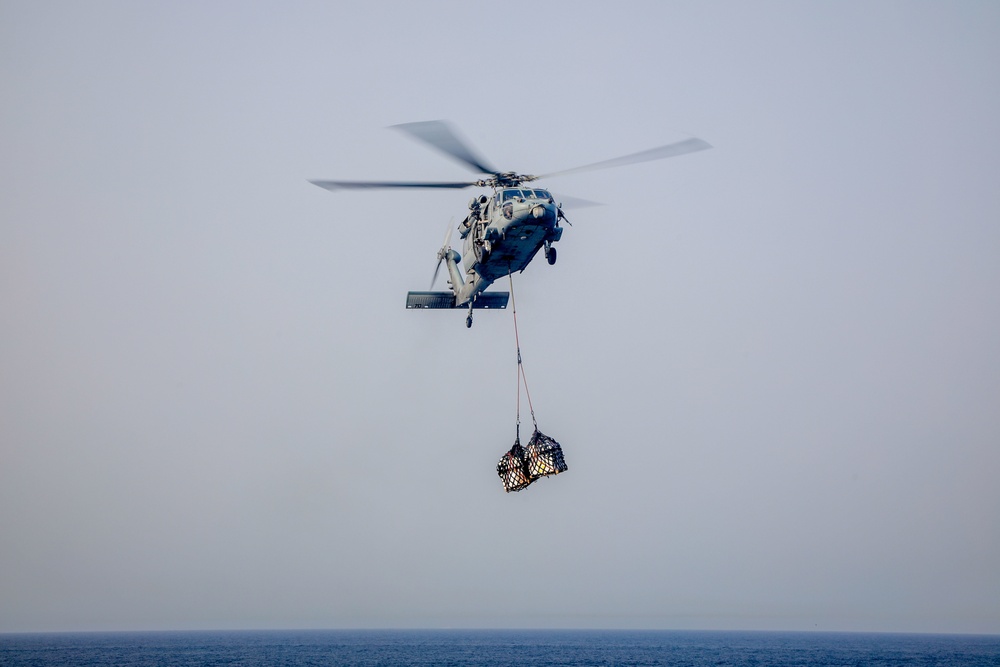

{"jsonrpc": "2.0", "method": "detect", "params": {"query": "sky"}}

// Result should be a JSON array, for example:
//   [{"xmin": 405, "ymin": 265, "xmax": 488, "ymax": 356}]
[{"xmin": 1, "ymin": 1, "xmax": 998, "ymax": 634}]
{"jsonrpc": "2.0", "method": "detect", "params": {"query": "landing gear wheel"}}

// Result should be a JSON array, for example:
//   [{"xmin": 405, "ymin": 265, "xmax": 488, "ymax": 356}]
[
  {"xmin": 466, "ymin": 315, "xmax": 473, "ymax": 328},
  {"xmin": 546, "ymin": 246, "xmax": 557, "ymax": 265}
]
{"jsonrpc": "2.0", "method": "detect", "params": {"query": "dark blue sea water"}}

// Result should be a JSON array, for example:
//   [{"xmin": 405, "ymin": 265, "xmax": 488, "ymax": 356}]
[{"xmin": 2, "ymin": 630, "xmax": 999, "ymax": 666}]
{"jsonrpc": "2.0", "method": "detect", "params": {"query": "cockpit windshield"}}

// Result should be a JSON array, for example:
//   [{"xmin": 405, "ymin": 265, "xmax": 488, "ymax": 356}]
[{"xmin": 502, "ymin": 188, "xmax": 553, "ymax": 201}]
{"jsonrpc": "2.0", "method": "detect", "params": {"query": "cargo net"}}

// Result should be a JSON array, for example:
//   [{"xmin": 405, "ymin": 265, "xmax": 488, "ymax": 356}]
[{"xmin": 497, "ymin": 429, "xmax": 568, "ymax": 493}]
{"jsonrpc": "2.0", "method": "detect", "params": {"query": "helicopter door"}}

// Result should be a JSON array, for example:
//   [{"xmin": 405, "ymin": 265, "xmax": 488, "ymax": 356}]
[
  {"xmin": 481, "ymin": 197, "xmax": 496, "ymax": 238},
  {"xmin": 471, "ymin": 199, "xmax": 492, "ymax": 264}
]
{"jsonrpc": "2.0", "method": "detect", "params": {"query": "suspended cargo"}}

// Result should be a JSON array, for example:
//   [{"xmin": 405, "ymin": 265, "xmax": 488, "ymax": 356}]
[
  {"xmin": 496, "ymin": 274, "xmax": 567, "ymax": 492},
  {"xmin": 525, "ymin": 430, "xmax": 567, "ymax": 479},
  {"xmin": 497, "ymin": 441, "xmax": 533, "ymax": 493},
  {"xmin": 497, "ymin": 429, "xmax": 567, "ymax": 493}
]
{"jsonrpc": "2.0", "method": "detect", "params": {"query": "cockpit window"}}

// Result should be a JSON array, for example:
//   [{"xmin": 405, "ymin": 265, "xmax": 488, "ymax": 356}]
[{"xmin": 502, "ymin": 188, "xmax": 553, "ymax": 201}]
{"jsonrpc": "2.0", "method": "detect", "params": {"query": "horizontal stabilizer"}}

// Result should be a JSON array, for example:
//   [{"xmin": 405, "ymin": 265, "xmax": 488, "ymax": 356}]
[
  {"xmin": 470, "ymin": 292, "xmax": 509, "ymax": 309},
  {"xmin": 406, "ymin": 291, "xmax": 456, "ymax": 309},
  {"xmin": 406, "ymin": 291, "xmax": 509, "ymax": 309}
]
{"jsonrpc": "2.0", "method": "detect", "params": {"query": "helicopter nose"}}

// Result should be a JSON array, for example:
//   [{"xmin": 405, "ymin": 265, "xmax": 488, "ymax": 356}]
[{"xmin": 531, "ymin": 204, "xmax": 550, "ymax": 220}]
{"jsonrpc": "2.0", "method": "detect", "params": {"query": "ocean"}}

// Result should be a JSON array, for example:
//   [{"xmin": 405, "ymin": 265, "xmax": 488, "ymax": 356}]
[{"xmin": 2, "ymin": 629, "xmax": 999, "ymax": 666}]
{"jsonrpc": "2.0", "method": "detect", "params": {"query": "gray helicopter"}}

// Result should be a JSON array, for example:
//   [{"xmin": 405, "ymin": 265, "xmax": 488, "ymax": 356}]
[{"xmin": 311, "ymin": 121, "xmax": 710, "ymax": 327}]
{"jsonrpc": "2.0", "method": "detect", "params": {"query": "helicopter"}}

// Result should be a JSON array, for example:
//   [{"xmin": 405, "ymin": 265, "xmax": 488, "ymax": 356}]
[{"xmin": 311, "ymin": 121, "xmax": 711, "ymax": 327}]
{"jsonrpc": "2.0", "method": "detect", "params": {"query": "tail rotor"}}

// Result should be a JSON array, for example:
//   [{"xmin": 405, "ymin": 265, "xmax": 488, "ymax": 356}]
[{"xmin": 430, "ymin": 218, "xmax": 455, "ymax": 290}]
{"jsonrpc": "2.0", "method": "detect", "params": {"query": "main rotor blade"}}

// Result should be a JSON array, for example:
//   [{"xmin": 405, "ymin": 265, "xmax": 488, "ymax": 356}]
[
  {"xmin": 310, "ymin": 179, "xmax": 477, "ymax": 191},
  {"xmin": 550, "ymin": 192, "xmax": 604, "ymax": 209},
  {"xmin": 539, "ymin": 137, "xmax": 712, "ymax": 180},
  {"xmin": 392, "ymin": 120, "xmax": 498, "ymax": 176}
]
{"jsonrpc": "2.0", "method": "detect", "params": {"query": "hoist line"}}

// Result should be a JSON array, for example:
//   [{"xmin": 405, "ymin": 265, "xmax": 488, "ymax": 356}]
[{"xmin": 508, "ymin": 271, "xmax": 536, "ymax": 440}]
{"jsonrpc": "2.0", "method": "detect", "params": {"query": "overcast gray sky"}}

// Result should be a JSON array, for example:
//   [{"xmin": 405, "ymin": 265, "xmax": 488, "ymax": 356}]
[{"xmin": 2, "ymin": 1, "xmax": 998, "ymax": 634}]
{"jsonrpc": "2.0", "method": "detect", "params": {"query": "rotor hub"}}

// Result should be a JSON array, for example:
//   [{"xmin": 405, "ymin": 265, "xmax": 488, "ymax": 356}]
[{"xmin": 476, "ymin": 172, "xmax": 538, "ymax": 189}]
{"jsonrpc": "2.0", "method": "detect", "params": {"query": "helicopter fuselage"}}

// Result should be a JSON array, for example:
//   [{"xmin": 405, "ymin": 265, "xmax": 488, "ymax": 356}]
[{"xmin": 446, "ymin": 186, "xmax": 563, "ymax": 305}]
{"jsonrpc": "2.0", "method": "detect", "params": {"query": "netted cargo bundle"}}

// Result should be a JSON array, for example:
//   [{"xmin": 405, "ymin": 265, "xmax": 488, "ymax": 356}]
[
  {"xmin": 497, "ymin": 441, "xmax": 533, "ymax": 493},
  {"xmin": 497, "ymin": 429, "xmax": 567, "ymax": 492},
  {"xmin": 524, "ymin": 429, "xmax": 568, "ymax": 479},
  {"xmin": 501, "ymin": 275, "xmax": 568, "ymax": 492}
]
